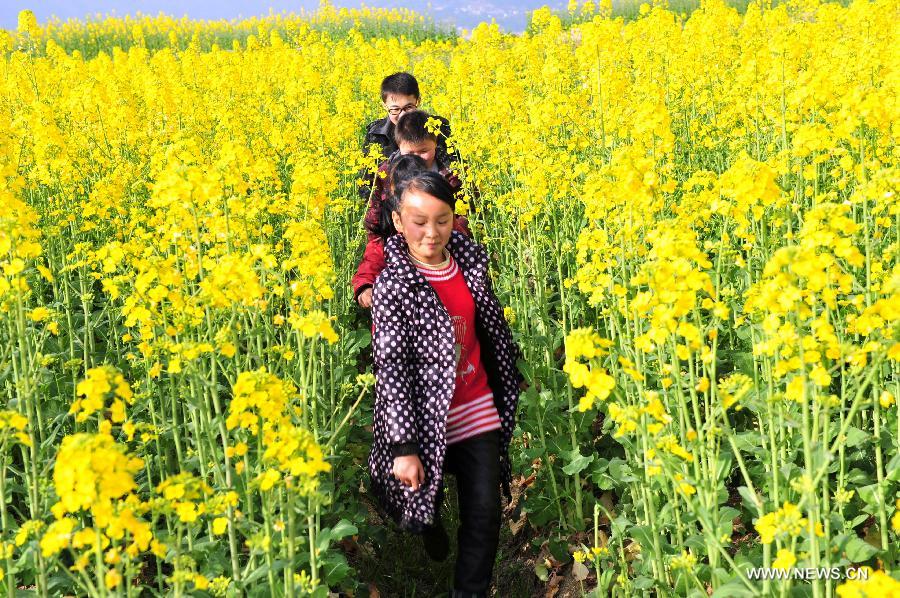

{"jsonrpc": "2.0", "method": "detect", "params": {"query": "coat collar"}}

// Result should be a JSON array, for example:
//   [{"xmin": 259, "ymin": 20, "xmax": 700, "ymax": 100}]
[
  {"xmin": 384, "ymin": 231, "xmax": 488, "ymax": 286},
  {"xmin": 372, "ymin": 116, "xmax": 393, "ymax": 138}
]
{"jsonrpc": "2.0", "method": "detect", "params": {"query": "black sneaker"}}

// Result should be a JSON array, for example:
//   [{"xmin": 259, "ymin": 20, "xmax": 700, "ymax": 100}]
[{"xmin": 422, "ymin": 515, "xmax": 449, "ymax": 562}]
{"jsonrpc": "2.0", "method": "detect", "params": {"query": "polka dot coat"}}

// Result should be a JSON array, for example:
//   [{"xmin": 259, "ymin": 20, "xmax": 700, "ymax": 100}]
[{"xmin": 368, "ymin": 230, "xmax": 524, "ymax": 533}]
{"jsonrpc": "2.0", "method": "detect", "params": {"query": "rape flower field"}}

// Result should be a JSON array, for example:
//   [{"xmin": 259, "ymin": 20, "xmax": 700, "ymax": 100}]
[{"xmin": 0, "ymin": 0, "xmax": 898, "ymax": 595}]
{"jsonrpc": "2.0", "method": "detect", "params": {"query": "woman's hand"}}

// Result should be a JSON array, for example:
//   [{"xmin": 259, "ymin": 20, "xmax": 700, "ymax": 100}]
[
  {"xmin": 392, "ymin": 455, "xmax": 425, "ymax": 490},
  {"xmin": 357, "ymin": 288, "xmax": 373, "ymax": 308}
]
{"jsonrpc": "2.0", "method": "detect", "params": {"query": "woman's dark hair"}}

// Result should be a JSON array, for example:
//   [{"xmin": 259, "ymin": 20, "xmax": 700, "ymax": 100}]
[
  {"xmin": 381, "ymin": 72, "xmax": 420, "ymax": 101},
  {"xmin": 387, "ymin": 153, "xmax": 428, "ymax": 194},
  {"xmin": 367, "ymin": 154, "xmax": 427, "ymax": 237},
  {"xmin": 371, "ymin": 171, "xmax": 456, "ymax": 241}
]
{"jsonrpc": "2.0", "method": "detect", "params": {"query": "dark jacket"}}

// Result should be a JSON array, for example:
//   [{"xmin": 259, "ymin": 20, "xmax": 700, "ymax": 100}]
[
  {"xmin": 367, "ymin": 231, "xmax": 523, "ymax": 532},
  {"xmin": 358, "ymin": 114, "xmax": 455, "ymax": 200}
]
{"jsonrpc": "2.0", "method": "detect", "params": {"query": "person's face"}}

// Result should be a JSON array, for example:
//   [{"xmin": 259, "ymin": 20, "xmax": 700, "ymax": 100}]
[
  {"xmin": 398, "ymin": 139, "xmax": 437, "ymax": 170},
  {"xmin": 391, "ymin": 188, "xmax": 453, "ymax": 265},
  {"xmin": 384, "ymin": 93, "xmax": 419, "ymax": 125}
]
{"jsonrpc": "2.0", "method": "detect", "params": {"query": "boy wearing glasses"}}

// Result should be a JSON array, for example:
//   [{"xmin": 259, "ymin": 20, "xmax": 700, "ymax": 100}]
[{"xmin": 359, "ymin": 72, "xmax": 454, "ymax": 200}]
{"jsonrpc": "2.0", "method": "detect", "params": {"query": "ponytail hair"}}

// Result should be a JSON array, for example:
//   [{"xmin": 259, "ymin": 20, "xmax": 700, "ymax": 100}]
[{"xmin": 368, "ymin": 154, "xmax": 426, "ymax": 239}]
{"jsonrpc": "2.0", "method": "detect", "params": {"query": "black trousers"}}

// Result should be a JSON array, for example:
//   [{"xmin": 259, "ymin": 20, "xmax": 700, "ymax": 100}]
[{"xmin": 434, "ymin": 429, "xmax": 501, "ymax": 595}]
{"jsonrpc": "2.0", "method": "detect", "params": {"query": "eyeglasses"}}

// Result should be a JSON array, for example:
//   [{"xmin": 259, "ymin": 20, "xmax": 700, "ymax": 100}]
[{"xmin": 386, "ymin": 102, "xmax": 418, "ymax": 116}]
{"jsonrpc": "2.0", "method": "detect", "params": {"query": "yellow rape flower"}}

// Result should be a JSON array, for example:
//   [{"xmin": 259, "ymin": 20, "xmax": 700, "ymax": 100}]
[
  {"xmin": 28, "ymin": 306, "xmax": 50, "ymax": 322},
  {"xmin": 773, "ymin": 548, "xmax": 797, "ymax": 570},
  {"xmin": 212, "ymin": 517, "xmax": 228, "ymax": 535},
  {"xmin": 40, "ymin": 518, "xmax": 76, "ymax": 557},
  {"xmin": 755, "ymin": 502, "xmax": 808, "ymax": 545},
  {"xmin": 670, "ymin": 549, "xmax": 697, "ymax": 571},
  {"xmin": 71, "ymin": 366, "xmax": 134, "ymax": 424},
  {"xmin": 836, "ymin": 569, "xmax": 900, "ymax": 598},
  {"xmin": 104, "ymin": 569, "xmax": 122, "ymax": 589},
  {"xmin": 52, "ymin": 433, "xmax": 143, "ymax": 519},
  {"xmin": 258, "ymin": 469, "xmax": 281, "ymax": 491}
]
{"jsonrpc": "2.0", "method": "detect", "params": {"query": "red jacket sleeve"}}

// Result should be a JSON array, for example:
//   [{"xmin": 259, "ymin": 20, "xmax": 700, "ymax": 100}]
[
  {"xmin": 352, "ymin": 238, "xmax": 387, "ymax": 300},
  {"xmin": 453, "ymin": 216, "xmax": 472, "ymax": 239},
  {"xmin": 364, "ymin": 164, "xmax": 390, "ymax": 239}
]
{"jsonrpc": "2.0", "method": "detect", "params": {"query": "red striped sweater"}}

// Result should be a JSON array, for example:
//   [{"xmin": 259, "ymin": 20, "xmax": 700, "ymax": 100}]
[{"xmin": 413, "ymin": 253, "xmax": 502, "ymax": 445}]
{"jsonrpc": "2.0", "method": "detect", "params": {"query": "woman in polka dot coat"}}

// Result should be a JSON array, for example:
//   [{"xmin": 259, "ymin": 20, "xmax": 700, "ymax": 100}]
[{"xmin": 367, "ymin": 171, "xmax": 524, "ymax": 594}]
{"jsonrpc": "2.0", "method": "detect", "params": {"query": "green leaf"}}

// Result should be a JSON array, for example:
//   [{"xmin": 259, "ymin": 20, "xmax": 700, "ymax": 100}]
[
  {"xmin": 322, "ymin": 556, "xmax": 352, "ymax": 586},
  {"xmin": 612, "ymin": 514, "xmax": 634, "ymax": 535},
  {"xmin": 673, "ymin": 570, "xmax": 692, "ymax": 595},
  {"xmin": 329, "ymin": 518, "xmax": 358, "ymax": 541},
  {"xmin": 684, "ymin": 535, "xmax": 706, "ymax": 553},
  {"xmin": 844, "ymin": 426, "xmax": 869, "ymax": 448},
  {"xmin": 885, "ymin": 452, "xmax": 900, "ymax": 482},
  {"xmin": 632, "ymin": 576, "xmax": 655, "ymax": 590},
  {"xmin": 315, "ymin": 519, "xmax": 358, "ymax": 553},
  {"xmin": 310, "ymin": 586, "xmax": 330, "ymax": 598},
  {"xmin": 857, "ymin": 484, "xmax": 879, "ymax": 514},
  {"xmin": 737, "ymin": 486, "xmax": 762, "ymax": 514},
  {"xmin": 844, "ymin": 536, "xmax": 880, "ymax": 562},
  {"xmin": 710, "ymin": 567, "xmax": 733, "ymax": 587},
  {"xmin": 733, "ymin": 432, "xmax": 765, "ymax": 456},
  {"xmin": 629, "ymin": 525, "xmax": 657, "ymax": 553},
  {"xmin": 317, "ymin": 532, "xmax": 332, "ymax": 554},
  {"xmin": 549, "ymin": 539, "xmax": 572, "ymax": 564},
  {"xmin": 609, "ymin": 458, "xmax": 638, "ymax": 483},
  {"xmin": 562, "ymin": 450, "xmax": 594, "ymax": 475},
  {"xmin": 244, "ymin": 559, "xmax": 286, "ymax": 585},
  {"xmin": 846, "ymin": 468, "xmax": 874, "ymax": 486},
  {"xmin": 718, "ymin": 507, "xmax": 740, "ymax": 537},
  {"xmin": 711, "ymin": 581, "xmax": 755, "ymax": 597},
  {"xmin": 534, "ymin": 562, "xmax": 549, "ymax": 581}
]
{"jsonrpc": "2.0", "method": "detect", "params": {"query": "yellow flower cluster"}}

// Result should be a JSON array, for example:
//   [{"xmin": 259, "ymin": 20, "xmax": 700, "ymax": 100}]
[
  {"xmin": 746, "ymin": 203, "xmax": 862, "ymax": 319},
  {"xmin": 71, "ymin": 365, "xmax": 134, "ymax": 424},
  {"xmin": 227, "ymin": 368, "xmax": 330, "ymax": 495},
  {"xmin": 836, "ymin": 569, "xmax": 900, "ymax": 598},
  {"xmin": 1, "ymin": 0, "xmax": 897, "ymax": 593},
  {"xmin": 754, "ymin": 502, "xmax": 822, "ymax": 545},
  {"xmin": 0, "ymin": 409, "xmax": 31, "ymax": 447},
  {"xmin": 631, "ymin": 227, "xmax": 714, "ymax": 354},
  {"xmin": 772, "ymin": 548, "xmax": 797, "ymax": 571},
  {"xmin": 153, "ymin": 473, "xmax": 228, "ymax": 524},
  {"xmin": 46, "ymin": 433, "xmax": 157, "ymax": 575},
  {"xmin": 259, "ymin": 424, "xmax": 331, "ymax": 495},
  {"xmin": 718, "ymin": 372, "xmax": 753, "ymax": 411},
  {"xmin": 51, "ymin": 433, "xmax": 143, "ymax": 519},
  {"xmin": 282, "ymin": 220, "xmax": 336, "ymax": 308},
  {"xmin": 670, "ymin": 549, "xmax": 697, "ymax": 571},
  {"xmin": 226, "ymin": 368, "xmax": 296, "ymax": 434},
  {"xmin": 0, "ymin": 195, "xmax": 42, "ymax": 303},
  {"xmin": 563, "ymin": 328, "xmax": 615, "ymax": 411},
  {"xmin": 288, "ymin": 310, "xmax": 339, "ymax": 344},
  {"xmin": 573, "ymin": 545, "xmax": 607, "ymax": 563},
  {"xmin": 22, "ymin": 2, "xmax": 437, "ymax": 57}
]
